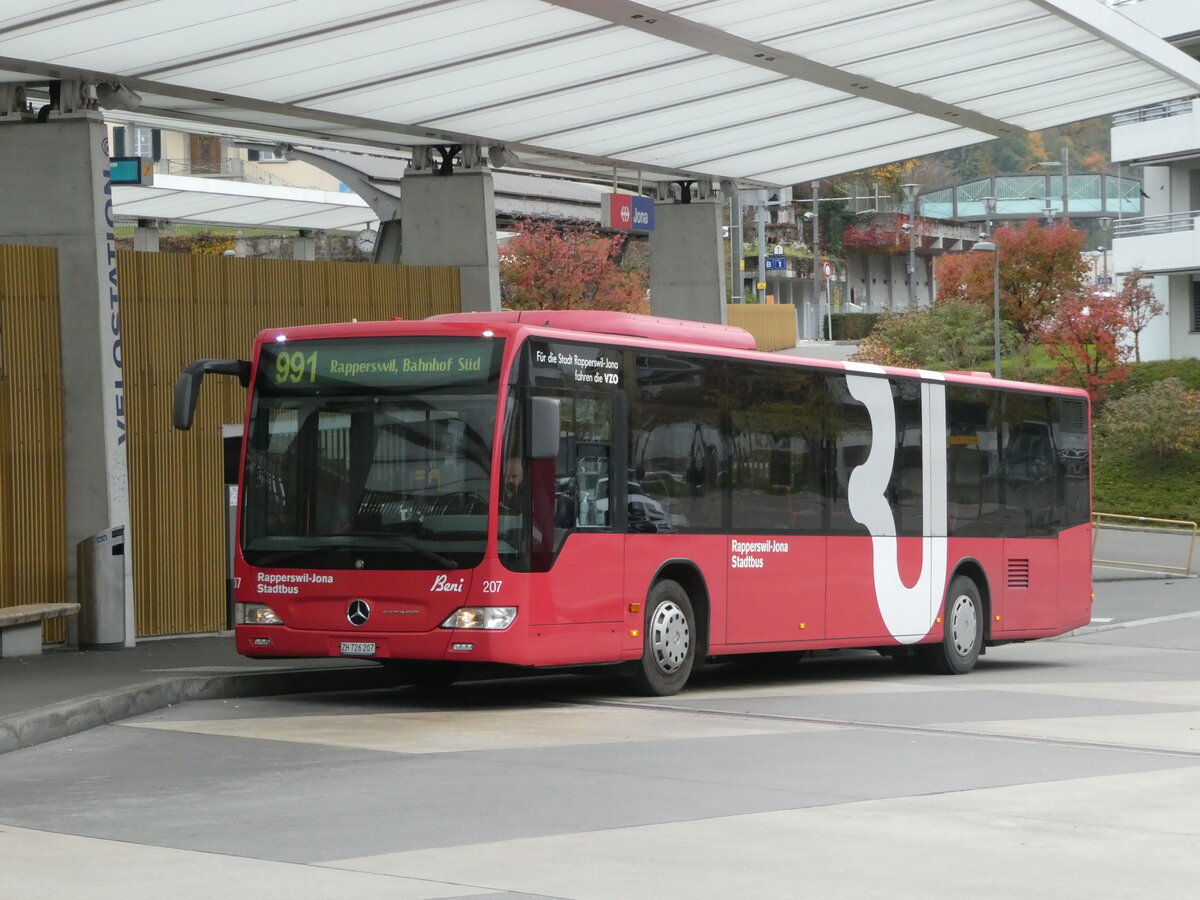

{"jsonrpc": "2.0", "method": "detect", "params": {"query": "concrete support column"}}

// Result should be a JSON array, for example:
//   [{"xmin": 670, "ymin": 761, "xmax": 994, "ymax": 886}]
[
  {"xmin": 648, "ymin": 191, "xmax": 726, "ymax": 324},
  {"xmin": 133, "ymin": 219, "xmax": 159, "ymax": 252},
  {"xmin": 0, "ymin": 113, "xmax": 133, "ymax": 646},
  {"xmin": 293, "ymin": 229, "xmax": 317, "ymax": 261},
  {"xmin": 400, "ymin": 165, "xmax": 499, "ymax": 312}
]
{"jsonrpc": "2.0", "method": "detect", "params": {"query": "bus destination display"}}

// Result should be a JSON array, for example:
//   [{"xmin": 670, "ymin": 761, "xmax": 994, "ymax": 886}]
[{"xmin": 260, "ymin": 338, "xmax": 499, "ymax": 392}]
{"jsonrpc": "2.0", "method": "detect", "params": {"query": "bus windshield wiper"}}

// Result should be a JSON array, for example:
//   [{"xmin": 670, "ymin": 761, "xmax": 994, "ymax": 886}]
[
  {"xmin": 350, "ymin": 533, "xmax": 459, "ymax": 569},
  {"xmin": 251, "ymin": 547, "xmax": 326, "ymax": 567},
  {"xmin": 251, "ymin": 537, "xmax": 458, "ymax": 569}
]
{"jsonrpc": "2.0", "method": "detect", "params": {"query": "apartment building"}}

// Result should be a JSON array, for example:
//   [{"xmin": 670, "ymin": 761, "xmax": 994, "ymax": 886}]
[
  {"xmin": 110, "ymin": 122, "xmax": 345, "ymax": 191},
  {"xmin": 1110, "ymin": 0, "xmax": 1200, "ymax": 360}
]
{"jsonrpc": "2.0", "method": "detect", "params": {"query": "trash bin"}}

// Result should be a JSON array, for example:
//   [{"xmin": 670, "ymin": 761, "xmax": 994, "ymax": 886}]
[{"xmin": 77, "ymin": 526, "xmax": 126, "ymax": 650}]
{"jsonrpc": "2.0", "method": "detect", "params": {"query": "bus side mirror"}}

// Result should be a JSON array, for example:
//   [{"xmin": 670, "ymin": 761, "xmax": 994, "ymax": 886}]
[
  {"xmin": 173, "ymin": 359, "xmax": 251, "ymax": 430},
  {"xmin": 528, "ymin": 396, "xmax": 561, "ymax": 460}
]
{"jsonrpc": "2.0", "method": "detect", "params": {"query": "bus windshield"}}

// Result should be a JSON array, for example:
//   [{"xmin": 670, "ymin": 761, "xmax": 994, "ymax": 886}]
[{"xmin": 240, "ymin": 336, "xmax": 504, "ymax": 570}]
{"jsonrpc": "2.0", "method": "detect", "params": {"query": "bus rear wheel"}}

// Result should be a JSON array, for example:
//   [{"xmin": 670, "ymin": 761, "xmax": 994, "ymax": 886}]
[
  {"xmin": 632, "ymin": 580, "xmax": 696, "ymax": 696},
  {"xmin": 926, "ymin": 575, "xmax": 983, "ymax": 675}
]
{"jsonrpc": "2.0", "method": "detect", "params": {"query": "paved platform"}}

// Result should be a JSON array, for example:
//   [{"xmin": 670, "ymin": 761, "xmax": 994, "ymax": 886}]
[
  {"xmin": 0, "ymin": 565, "xmax": 1190, "ymax": 756},
  {"xmin": 0, "ymin": 635, "xmax": 395, "ymax": 754},
  {"xmin": 1, "ymin": 578, "xmax": 1198, "ymax": 899}
]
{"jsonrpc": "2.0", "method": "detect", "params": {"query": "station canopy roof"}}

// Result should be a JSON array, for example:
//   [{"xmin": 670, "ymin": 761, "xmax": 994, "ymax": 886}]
[
  {"xmin": 3, "ymin": 1, "xmax": 1200, "ymax": 188},
  {"xmin": 110, "ymin": 160, "xmax": 608, "ymax": 232}
]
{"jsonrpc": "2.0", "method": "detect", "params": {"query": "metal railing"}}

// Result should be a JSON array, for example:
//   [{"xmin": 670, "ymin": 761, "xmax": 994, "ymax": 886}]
[
  {"xmin": 160, "ymin": 157, "xmax": 244, "ymax": 178},
  {"xmin": 155, "ymin": 157, "xmax": 327, "ymax": 190},
  {"xmin": 1113, "ymin": 97, "xmax": 1195, "ymax": 126},
  {"xmin": 1112, "ymin": 210, "xmax": 1200, "ymax": 238},
  {"xmin": 1092, "ymin": 513, "xmax": 1198, "ymax": 576}
]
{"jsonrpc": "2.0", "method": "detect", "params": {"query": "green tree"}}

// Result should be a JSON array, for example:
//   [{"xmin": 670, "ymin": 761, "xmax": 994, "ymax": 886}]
[
  {"xmin": 850, "ymin": 300, "xmax": 1018, "ymax": 371},
  {"xmin": 1094, "ymin": 378, "xmax": 1200, "ymax": 461}
]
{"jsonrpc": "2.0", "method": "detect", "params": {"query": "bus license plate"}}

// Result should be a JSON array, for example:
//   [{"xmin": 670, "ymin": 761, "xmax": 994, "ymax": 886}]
[{"xmin": 340, "ymin": 641, "xmax": 376, "ymax": 657}]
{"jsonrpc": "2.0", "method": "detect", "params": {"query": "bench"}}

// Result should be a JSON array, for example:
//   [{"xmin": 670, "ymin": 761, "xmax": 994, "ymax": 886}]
[{"xmin": 0, "ymin": 603, "xmax": 81, "ymax": 658}]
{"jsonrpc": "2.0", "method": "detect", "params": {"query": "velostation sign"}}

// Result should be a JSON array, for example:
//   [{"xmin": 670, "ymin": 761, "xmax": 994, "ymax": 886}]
[{"xmin": 601, "ymin": 193, "xmax": 655, "ymax": 232}]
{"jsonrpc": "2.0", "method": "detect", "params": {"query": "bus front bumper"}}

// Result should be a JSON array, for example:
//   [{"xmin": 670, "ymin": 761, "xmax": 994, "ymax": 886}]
[{"xmin": 235, "ymin": 624, "xmax": 531, "ymax": 665}]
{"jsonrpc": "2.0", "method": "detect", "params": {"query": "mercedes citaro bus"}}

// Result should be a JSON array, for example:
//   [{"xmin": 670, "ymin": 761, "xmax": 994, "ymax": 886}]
[{"xmin": 174, "ymin": 310, "xmax": 1092, "ymax": 695}]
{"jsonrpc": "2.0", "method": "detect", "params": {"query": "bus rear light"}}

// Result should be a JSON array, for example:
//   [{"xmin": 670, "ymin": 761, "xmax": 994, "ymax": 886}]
[
  {"xmin": 237, "ymin": 603, "xmax": 285, "ymax": 626},
  {"xmin": 441, "ymin": 607, "xmax": 517, "ymax": 630}
]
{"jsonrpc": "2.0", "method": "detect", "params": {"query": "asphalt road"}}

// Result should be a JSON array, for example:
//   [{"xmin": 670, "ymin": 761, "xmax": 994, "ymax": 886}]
[
  {"xmin": 1093, "ymin": 521, "xmax": 1198, "ymax": 579},
  {"xmin": 2, "ymin": 574, "xmax": 1199, "ymax": 899}
]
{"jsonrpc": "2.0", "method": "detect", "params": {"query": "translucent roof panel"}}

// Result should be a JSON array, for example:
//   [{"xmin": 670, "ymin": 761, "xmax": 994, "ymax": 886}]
[{"xmin": 2, "ymin": 0, "xmax": 1199, "ymax": 186}]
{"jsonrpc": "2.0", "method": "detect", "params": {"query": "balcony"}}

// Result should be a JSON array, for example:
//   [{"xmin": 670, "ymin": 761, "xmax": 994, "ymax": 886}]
[
  {"xmin": 1113, "ymin": 210, "xmax": 1200, "ymax": 274},
  {"xmin": 158, "ymin": 157, "xmax": 245, "ymax": 178},
  {"xmin": 1112, "ymin": 97, "xmax": 1200, "ymax": 165}
]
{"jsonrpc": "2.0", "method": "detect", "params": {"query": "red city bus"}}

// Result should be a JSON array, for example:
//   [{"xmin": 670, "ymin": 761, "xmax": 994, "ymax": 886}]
[{"xmin": 174, "ymin": 310, "xmax": 1093, "ymax": 695}]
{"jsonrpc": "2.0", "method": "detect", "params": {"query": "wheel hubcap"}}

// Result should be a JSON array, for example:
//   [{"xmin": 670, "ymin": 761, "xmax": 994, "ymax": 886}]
[
  {"xmin": 950, "ymin": 594, "xmax": 978, "ymax": 657},
  {"xmin": 650, "ymin": 600, "xmax": 689, "ymax": 673}
]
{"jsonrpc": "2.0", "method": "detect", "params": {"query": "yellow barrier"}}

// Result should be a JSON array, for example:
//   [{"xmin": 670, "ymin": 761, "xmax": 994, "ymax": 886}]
[
  {"xmin": 121, "ymin": 253, "xmax": 461, "ymax": 636},
  {"xmin": 725, "ymin": 303, "xmax": 797, "ymax": 352},
  {"xmin": 1092, "ymin": 512, "xmax": 1198, "ymax": 576},
  {"xmin": 0, "ymin": 246, "xmax": 67, "ymax": 643}
]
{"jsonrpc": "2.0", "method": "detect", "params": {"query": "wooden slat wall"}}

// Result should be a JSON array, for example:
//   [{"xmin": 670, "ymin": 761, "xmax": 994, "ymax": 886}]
[
  {"xmin": 120, "ymin": 254, "xmax": 460, "ymax": 636},
  {"xmin": 0, "ymin": 246, "xmax": 67, "ymax": 642},
  {"xmin": 725, "ymin": 303, "xmax": 798, "ymax": 352}
]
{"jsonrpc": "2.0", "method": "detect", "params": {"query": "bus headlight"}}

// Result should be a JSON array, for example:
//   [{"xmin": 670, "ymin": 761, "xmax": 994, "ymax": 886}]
[
  {"xmin": 237, "ymin": 603, "xmax": 285, "ymax": 626},
  {"xmin": 441, "ymin": 607, "xmax": 517, "ymax": 630}
]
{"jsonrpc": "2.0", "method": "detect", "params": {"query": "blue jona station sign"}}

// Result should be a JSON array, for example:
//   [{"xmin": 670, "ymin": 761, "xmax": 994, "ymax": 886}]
[{"xmin": 602, "ymin": 193, "xmax": 655, "ymax": 231}]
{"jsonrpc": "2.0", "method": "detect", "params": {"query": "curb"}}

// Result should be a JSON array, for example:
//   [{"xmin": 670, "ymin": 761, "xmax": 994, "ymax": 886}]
[
  {"xmin": 0, "ymin": 664, "xmax": 397, "ymax": 755},
  {"xmin": 1092, "ymin": 569, "xmax": 1196, "ymax": 582}
]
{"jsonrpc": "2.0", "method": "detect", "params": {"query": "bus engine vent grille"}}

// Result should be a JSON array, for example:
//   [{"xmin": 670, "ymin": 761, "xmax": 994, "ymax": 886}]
[
  {"xmin": 1060, "ymin": 399, "xmax": 1087, "ymax": 433},
  {"xmin": 1007, "ymin": 559, "xmax": 1030, "ymax": 589}
]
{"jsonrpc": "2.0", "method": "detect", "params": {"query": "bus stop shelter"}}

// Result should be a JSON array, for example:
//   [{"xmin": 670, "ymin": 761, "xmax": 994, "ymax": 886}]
[{"xmin": 2, "ymin": 0, "xmax": 1200, "ymax": 637}]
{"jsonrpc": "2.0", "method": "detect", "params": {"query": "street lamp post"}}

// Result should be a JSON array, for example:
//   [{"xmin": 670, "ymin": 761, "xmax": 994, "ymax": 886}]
[
  {"xmin": 972, "ymin": 241, "xmax": 1001, "ymax": 378},
  {"xmin": 982, "ymin": 195, "xmax": 996, "ymax": 235},
  {"xmin": 811, "ymin": 181, "xmax": 820, "ymax": 325},
  {"xmin": 727, "ymin": 183, "xmax": 742, "ymax": 303},
  {"xmin": 1098, "ymin": 215, "xmax": 1113, "ymax": 291},
  {"xmin": 1033, "ymin": 147, "xmax": 1070, "ymax": 219},
  {"xmin": 1059, "ymin": 147, "xmax": 1069, "ymax": 219},
  {"xmin": 756, "ymin": 192, "xmax": 767, "ymax": 303},
  {"xmin": 902, "ymin": 183, "xmax": 920, "ymax": 309}
]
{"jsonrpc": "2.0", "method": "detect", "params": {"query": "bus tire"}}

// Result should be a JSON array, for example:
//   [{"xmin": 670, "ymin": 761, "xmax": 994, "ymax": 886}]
[
  {"xmin": 926, "ymin": 575, "xmax": 983, "ymax": 675},
  {"xmin": 633, "ymin": 580, "xmax": 696, "ymax": 696}
]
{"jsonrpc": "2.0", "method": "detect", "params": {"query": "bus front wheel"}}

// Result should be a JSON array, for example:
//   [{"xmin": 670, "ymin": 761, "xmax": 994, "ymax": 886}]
[
  {"xmin": 633, "ymin": 580, "xmax": 696, "ymax": 696},
  {"xmin": 926, "ymin": 575, "xmax": 984, "ymax": 675}
]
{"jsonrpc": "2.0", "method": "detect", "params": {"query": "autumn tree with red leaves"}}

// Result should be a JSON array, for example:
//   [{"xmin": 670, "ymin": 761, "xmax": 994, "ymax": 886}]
[
  {"xmin": 499, "ymin": 220, "xmax": 648, "ymax": 313},
  {"xmin": 1039, "ymin": 290, "xmax": 1130, "ymax": 400},
  {"xmin": 1113, "ymin": 267, "xmax": 1162, "ymax": 363},
  {"xmin": 935, "ymin": 220, "xmax": 1090, "ymax": 344}
]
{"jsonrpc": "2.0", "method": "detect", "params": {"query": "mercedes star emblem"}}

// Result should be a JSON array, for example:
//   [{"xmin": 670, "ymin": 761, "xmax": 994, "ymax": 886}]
[{"xmin": 347, "ymin": 599, "xmax": 371, "ymax": 626}]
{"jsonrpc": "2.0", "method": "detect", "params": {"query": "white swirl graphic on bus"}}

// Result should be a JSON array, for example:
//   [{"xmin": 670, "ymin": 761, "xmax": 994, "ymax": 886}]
[{"xmin": 845, "ymin": 367, "xmax": 947, "ymax": 643}]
